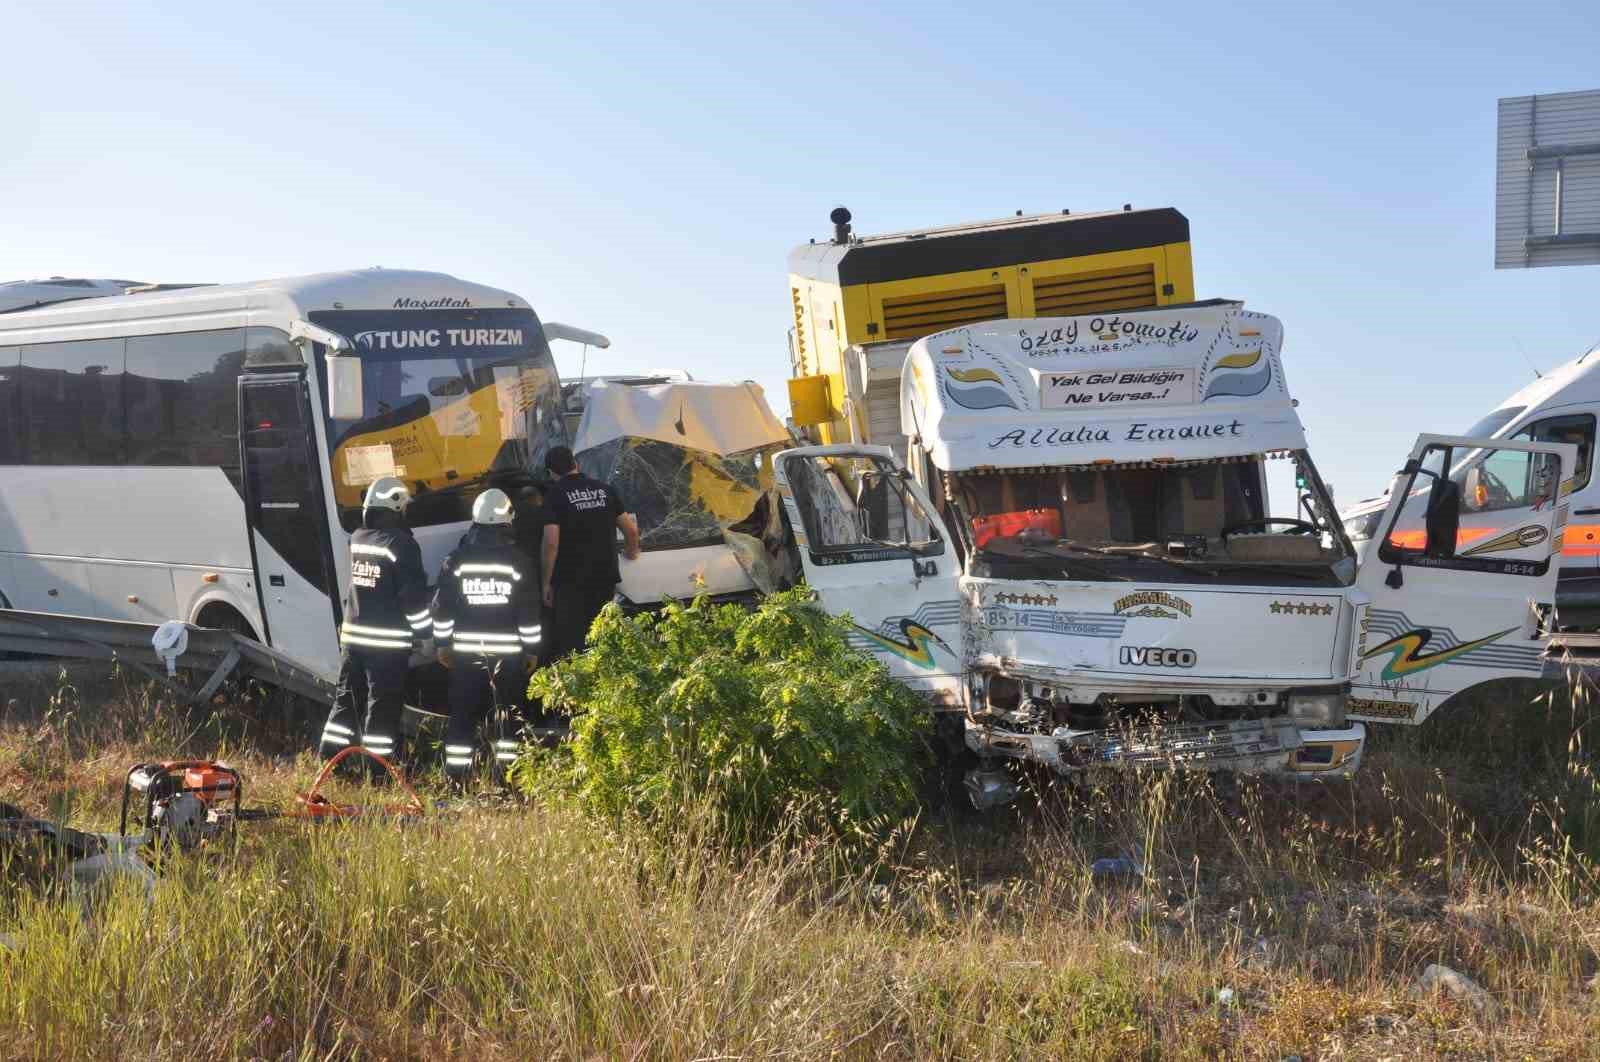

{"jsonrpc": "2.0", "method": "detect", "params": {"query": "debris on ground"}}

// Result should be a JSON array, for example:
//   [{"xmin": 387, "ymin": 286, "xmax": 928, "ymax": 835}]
[
  {"xmin": 68, "ymin": 840, "xmax": 157, "ymax": 913},
  {"xmin": 1244, "ymin": 936, "xmax": 1279, "ymax": 970},
  {"xmin": 3, "ymin": 801, "xmax": 157, "ymax": 915},
  {"xmin": 1415, "ymin": 963, "xmax": 1501, "ymax": 1020},
  {"xmin": 1091, "ymin": 844, "xmax": 1145, "ymax": 884}
]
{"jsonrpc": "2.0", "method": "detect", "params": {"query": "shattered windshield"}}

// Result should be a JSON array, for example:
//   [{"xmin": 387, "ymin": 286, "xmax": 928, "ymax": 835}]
[
  {"xmin": 310, "ymin": 308, "xmax": 565, "ymax": 530},
  {"xmin": 579, "ymin": 437, "xmax": 782, "ymax": 551},
  {"xmin": 954, "ymin": 453, "xmax": 1352, "ymax": 586}
]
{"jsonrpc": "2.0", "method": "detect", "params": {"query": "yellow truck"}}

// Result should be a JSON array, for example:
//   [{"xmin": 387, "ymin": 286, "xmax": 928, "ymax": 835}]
[{"xmin": 786, "ymin": 205, "xmax": 1196, "ymax": 455}]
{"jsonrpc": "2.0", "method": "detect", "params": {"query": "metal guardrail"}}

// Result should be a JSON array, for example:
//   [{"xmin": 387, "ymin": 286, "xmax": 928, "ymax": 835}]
[{"xmin": 0, "ymin": 609, "xmax": 333, "ymax": 704}]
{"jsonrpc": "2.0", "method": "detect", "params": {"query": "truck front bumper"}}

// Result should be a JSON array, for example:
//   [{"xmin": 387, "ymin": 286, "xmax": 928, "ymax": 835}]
[{"xmin": 964, "ymin": 717, "xmax": 1365, "ymax": 778}]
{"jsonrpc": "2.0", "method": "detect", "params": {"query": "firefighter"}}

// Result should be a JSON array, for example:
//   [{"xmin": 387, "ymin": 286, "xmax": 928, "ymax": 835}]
[
  {"xmin": 432, "ymin": 488, "xmax": 542, "ymax": 784},
  {"xmin": 319, "ymin": 477, "xmax": 432, "ymax": 767}
]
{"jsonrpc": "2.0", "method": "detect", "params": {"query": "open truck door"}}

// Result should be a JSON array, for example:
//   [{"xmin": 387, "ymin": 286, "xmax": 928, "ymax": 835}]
[
  {"xmin": 1352, "ymin": 433, "xmax": 1576, "ymax": 725},
  {"xmin": 772, "ymin": 444, "xmax": 964, "ymax": 706}
]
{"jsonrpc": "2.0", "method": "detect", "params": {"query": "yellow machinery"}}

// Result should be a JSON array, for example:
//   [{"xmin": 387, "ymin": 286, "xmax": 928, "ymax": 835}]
[{"xmin": 787, "ymin": 205, "xmax": 1195, "ymax": 446}]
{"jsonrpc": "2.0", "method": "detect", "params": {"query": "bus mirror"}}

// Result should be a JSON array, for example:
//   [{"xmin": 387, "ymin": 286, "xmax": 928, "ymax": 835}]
[{"xmin": 326, "ymin": 353, "xmax": 365, "ymax": 421}]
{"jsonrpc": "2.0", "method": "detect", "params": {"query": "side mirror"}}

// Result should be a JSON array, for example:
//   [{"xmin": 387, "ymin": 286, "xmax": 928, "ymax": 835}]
[
  {"xmin": 289, "ymin": 319, "xmax": 365, "ymax": 421},
  {"xmin": 1423, "ymin": 477, "xmax": 1461, "ymax": 558},
  {"xmin": 1463, "ymin": 467, "xmax": 1485, "ymax": 511},
  {"xmin": 326, "ymin": 353, "xmax": 365, "ymax": 421}
]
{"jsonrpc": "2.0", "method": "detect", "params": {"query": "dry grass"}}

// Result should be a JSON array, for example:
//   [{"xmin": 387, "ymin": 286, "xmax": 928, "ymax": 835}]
[{"xmin": 4, "ymin": 666, "xmax": 1600, "ymax": 1059}]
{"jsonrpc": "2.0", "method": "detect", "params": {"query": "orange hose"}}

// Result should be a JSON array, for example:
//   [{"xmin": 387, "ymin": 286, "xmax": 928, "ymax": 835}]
[{"xmin": 291, "ymin": 746, "xmax": 426, "ymax": 820}]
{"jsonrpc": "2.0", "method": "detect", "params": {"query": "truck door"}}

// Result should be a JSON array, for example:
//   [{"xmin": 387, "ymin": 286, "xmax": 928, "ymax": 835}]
[
  {"xmin": 239, "ymin": 373, "xmax": 343, "ymax": 679},
  {"xmin": 773, "ymin": 444, "xmax": 964, "ymax": 705},
  {"xmin": 1513, "ymin": 413, "xmax": 1599, "ymax": 627},
  {"xmin": 1352, "ymin": 433, "xmax": 1575, "ymax": 725}
]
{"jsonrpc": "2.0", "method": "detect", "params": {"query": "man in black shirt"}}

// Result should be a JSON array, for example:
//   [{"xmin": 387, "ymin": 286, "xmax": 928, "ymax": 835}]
[{"xmin": 540, "ymin": 446, "xmax": 639, "ymax": 659}]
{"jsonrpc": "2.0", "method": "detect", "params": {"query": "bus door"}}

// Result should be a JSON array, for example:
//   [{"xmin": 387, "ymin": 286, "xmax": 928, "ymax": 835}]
[{"xmin": 239, "ymin": 373, "xmax": 342, "ymax": 678}]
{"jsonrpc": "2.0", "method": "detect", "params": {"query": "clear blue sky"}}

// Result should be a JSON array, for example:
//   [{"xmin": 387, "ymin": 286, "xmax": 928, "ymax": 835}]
[{"xmin": 5, "ymin": 1, "xmax": 1597, "ymax": 505}]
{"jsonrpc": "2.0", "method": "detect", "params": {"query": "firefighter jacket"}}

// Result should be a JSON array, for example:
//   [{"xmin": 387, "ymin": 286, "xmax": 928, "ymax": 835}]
[
  {"xmin": 340, "ymin": 513, "xmax": 432, "ymax": 652},
  {"xmin": 430, "ymin": 526, "xmax": 541, "ymax": 657}
]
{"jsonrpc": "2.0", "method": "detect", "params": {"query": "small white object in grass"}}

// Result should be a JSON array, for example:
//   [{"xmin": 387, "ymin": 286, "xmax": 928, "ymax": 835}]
[
  {"xmin": 1216, "ymin": 987, "xmax": 1237, "ymax": 1007},
  {"xmin": 1416, "ymin": 963, "xmax": 1500, "ymax": 1020}
]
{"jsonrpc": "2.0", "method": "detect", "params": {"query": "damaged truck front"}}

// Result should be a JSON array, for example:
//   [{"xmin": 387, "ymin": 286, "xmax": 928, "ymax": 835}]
[{"xmin": 773, "ymin": 302, "xmax": 1374, "ymax": 801}]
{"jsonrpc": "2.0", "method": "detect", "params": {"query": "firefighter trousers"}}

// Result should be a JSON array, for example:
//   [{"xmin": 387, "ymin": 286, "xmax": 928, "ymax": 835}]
[
  {"xmin": 443, "ymin": 654, "xmax": 529, "ymax": 782},
  {"xmin": 322, "ymin": 647, "xmax": 409, "ymax": 764}
]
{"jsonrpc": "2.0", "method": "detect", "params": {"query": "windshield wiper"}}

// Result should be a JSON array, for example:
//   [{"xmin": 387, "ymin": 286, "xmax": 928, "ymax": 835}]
[
  {"xmin": 1208, "ymin": 563, "xmax": 1326, "ymax": 583},
  {"xmin": 1056, "ymin": 542, "xmax": 1215, "ymax": 579},
  {"xmin": 1045, "ymin": 541, "xmax": 1112, "ymax": 556},
  {"xmin": 1016, "ymin": 545, "xmax": 1129, "ymax": 582}
]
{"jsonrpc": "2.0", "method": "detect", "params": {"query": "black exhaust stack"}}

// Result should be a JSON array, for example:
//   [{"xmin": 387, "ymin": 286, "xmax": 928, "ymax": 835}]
[{"xmin": 830, "ymin": 206, "xmax": 852, "ymax": 245}]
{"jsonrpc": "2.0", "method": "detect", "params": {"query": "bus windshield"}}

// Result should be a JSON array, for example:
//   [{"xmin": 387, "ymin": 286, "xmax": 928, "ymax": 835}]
[{"xmin": 309, "ymin": 307, "xmax": 565, "ymax": 529}]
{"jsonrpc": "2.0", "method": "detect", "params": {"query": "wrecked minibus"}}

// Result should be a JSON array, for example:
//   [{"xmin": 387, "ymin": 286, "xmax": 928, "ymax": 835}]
[
  {"xmin": 769, "ymin": 301, "xmax": 1578, "ymax": 798},
  {"xmin": 573, "ymin": 378, "xmax": 795, "ymax": 607}
]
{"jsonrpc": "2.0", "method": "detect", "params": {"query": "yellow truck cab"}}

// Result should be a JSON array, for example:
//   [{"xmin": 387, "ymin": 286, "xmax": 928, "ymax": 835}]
[{"xmin": 786, "ymin": 205, "xmax": 1195, "ymax": 455}]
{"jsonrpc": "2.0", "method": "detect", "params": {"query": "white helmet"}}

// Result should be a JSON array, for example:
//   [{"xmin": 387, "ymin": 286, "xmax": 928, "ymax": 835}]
[
  {"xmin": 471, "ymin": 488, "xmax": 515, "ymax": 526},
  {"xmin": 364, "ymin": 476, "xmax": 411, "ymax": 513}
]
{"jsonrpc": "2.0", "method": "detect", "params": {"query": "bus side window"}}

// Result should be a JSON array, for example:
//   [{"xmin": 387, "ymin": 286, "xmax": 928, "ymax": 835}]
[
  {"xmin": 18, "ymin": 338, "xmax": 126, "ymax": 465},
  {"xmin": 125, "ymin": 329, "xmax": 246, "ymax": 477}
]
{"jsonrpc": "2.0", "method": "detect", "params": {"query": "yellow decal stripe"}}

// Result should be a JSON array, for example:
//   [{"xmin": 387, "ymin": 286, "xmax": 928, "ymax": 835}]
[{"xmin": 1214, "ymin": 349, "xmax": 1262, "ymax": 369}]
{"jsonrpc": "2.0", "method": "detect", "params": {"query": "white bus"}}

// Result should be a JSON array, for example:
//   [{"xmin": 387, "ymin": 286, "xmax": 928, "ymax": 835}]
[{"xmin": 0, "ymin": 270, "xmax": 568, "ymax": 683}]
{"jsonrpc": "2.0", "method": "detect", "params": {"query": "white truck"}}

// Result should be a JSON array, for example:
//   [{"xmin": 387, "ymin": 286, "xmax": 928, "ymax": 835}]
[
  {"xmin": 770, "ymin": 301, "xmax": 1577, "ymax": 799},
  {"xmin": 1343, "ymin": 345, "xmax": 1600, "ymax": 631}
]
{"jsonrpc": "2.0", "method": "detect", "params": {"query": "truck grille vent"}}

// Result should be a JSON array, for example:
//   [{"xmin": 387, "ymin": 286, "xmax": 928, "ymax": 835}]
[
  {"xmin": 880, "ymin": 282, "xmax": 1008, "ymax": 340},
  {"xmin": 1031, "ymin": 264, "xmax": 1157, "ymax": 316}
]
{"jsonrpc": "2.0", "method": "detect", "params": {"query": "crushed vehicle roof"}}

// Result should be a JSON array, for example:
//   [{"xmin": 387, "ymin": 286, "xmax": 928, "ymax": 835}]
[{"xmin": 574, "ymin": 379, "xmax": 790, "ymax": 456}]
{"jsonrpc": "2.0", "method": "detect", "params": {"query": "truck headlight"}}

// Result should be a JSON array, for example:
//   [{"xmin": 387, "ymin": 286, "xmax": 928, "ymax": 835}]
[
  {"xmin": 966, "ymin": 671, "xmax": 1022, "ymax": 713},
  {"xmin": 1344, "ymin": 510, "xmax": 1382, "ymax": 544},
  {"xmin": 1288, "ymin": 689, "xmax": 1347, "ymax": 729}
]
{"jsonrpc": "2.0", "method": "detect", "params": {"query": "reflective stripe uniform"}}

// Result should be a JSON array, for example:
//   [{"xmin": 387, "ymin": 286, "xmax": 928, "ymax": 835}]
[
  {"xmin": 431, "ymin": 527, "xmax": 541, "ymax": 781},
  {"xmin": 320, "ymin": 519, "xmax": 431, "ymax": 763}
]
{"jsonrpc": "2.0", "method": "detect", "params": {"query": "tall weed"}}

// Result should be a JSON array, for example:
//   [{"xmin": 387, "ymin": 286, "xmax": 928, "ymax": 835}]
[{"xmin": 521, "ymin": 591, "xmax": 931, "ymax": 846}]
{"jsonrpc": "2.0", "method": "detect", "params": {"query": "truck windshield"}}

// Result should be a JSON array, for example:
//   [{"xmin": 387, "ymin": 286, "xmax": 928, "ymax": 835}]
[
  {"xmin": 309, "ymin": 307, "xmax": 565, "ymax": 530},
  {"xmin": 1460, "ymin": 406, "xmax": 1525, "ymax": 439},
  {"xmin": 953, "ymin": 452, "xmax": 1353, "ymax": 587}
]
